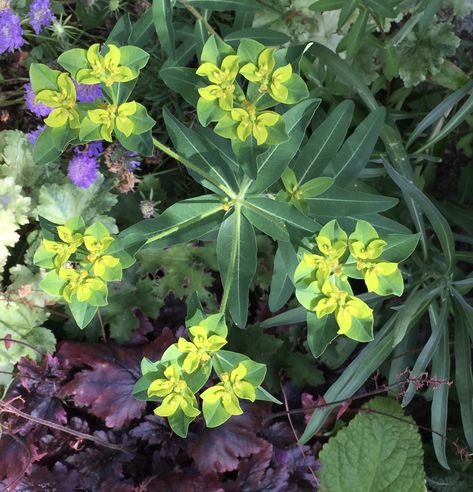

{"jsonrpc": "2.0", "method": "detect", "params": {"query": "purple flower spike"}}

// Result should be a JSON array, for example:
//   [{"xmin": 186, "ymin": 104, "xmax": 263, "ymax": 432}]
[
  {"xmin": 74, "ymin": 82, "xmax": 103, "ymax": 103},
  {"xmin": 68, "ymin": 154, "xmax": 99, "ymax": 189},
  {"xmin": 27, "ymin": 125, "xmax": 46, "ymax": 145},
  {"xmin": 24, "ymin": 83, "xmax": 52, "ymax": 117},
  {"xmin": 0, "ymin": 9, "xmax": 25, "ymax": 54},
  {"xmin": 28, "ymin": 0, "xmax": 54, "ymax": 35}
]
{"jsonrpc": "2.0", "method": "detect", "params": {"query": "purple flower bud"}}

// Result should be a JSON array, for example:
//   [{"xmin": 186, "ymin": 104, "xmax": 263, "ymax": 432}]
[
  {"xmin": 28, "ymin": 0, "xmax": 54, "ymax": 35},
  {"xmin": 67, "ymin": 154, "xmax": 99, "ymax": 189},
  {"xmin": 74, "ymin": 82, "xmax": 103, "ymax": 103},
  {"xmin": 0, "ymin": 9, "xmax": 25, "ymax": 54},
  {"xmin": 24, "ymin": 83, "xmax": 52, "ymax": 118}
]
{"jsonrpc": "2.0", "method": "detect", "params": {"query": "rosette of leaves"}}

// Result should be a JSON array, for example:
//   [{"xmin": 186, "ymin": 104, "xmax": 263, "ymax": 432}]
[
  {"xmin": 133, "ymin": 309, "xmax": 279, "ymax": 437},
  {"xmin": 294, "ymin": 220, "xmax": 415, "ymax": 353},
  {"xmin": 33, "ymin": 216, "xmax": 134, "ymax": 328},
  {"xmin": 28, "ymin": 42, "xmax": 155, "ymax": 165}
]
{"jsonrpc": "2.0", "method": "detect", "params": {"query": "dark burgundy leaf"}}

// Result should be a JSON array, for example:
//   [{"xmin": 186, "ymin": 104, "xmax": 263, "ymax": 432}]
[
  {"xmin": 18, "ymin": 354, "xmax": 70, "ymax": 396},
  {"xmin": 231, "ymin": 442, "xmax": 290, "ymax": 492},
  {"xmin": 6, "ymin": 463, "xmax": 80, "ymax": 492},
  {"xmin": 58, "ymin": 328, "xmax": 175, "ymax": 427},
  {"xmin": 0, "ymin": 435, "xmax": 45, "ymax": 487},
  {"xmin": 17, "ymin": 394, "xmax": 67, "ymax": 436},
  {"xmin": 146, "ymin": 473, "xmax": 223, "ymax": 492},
  {"xmin": 187, "ymin": 405, "xmax": 268, "ymax": 475}
]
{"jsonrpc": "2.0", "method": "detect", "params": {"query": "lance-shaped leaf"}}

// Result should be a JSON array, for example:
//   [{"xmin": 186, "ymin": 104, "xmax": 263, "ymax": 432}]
[
  {"xmin": 331, "ymin": 107, "xmax": 385, "ymax": 187},
  {"xmin": 431, "ymin": 324, "xmax": 450, "ymax": 470},
  {"xmin": 249, "ymin": 99, "xmax": 320, "ymax": 194},
  {"xmin": 243, "ymin": 197, "xmax": 319, "ymax": 241},
  {"xmin": 163, "ymin": 109, "xmax": 238, "ymax": 195},
  {"xmin": 269, "ymin": 241, "xmax": 298, "ymax": 312},
  {"xmin": 217, "ymin": 210, "xmax": 257, "ymax": 328},
  {"xmin": 292, "ymin": 100, "xmax": 354, "ymax": 184},
  {"xmin": 307, "ymin": 186, "xmax": 398, "ymax": 217},
  {"xmin": 153, "ymin": 0, "xmax": 175, "ymax": 58},
  {"xmin": 120, "ymin": 195, "xmax": 225, "ymax": 253},
  {"xmin": 186, "ymin": 0, "xmax": 261, "ymax": 10}
]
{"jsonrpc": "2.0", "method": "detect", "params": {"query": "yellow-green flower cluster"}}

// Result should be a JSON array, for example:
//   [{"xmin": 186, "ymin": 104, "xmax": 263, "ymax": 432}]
[
  {"xmin": 139, "ymin": 313, "xmax": 267, "ymax": 436},
  {"xmin": 295, "ymin": 220, "xmax": 404, "ymax": 342},
  {"xmin": 29, "ymin": 43, "xmax": 155, "ymax": 146},
  {"xmin": 195, "ymin": 37, "xmax": 308, "ymax": 146},
  {"xmin": 34, "ymin": 217, "xmax": 123, "ymax": 307}
]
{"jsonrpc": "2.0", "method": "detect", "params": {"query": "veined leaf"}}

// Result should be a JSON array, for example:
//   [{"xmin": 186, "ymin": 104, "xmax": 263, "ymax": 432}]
[
  {"xmin": 120, "ymin": 195, "xmax": 225, "ymax": 252},
  {"xmin": 431, "ymin": 325, "xmax": 450, "ymax": 469},
  {"xmin": 332, "ymin": 107, "xmax": 385, "ymax": 186},
  {"xmin": 159, "ymin": 66, "xmax": 202, "ymax": 106},
  {"xmin": 344, "ymin": 8, "xmax": 368, "ymax": 60},
  {"xmin": 310, "ymin": 0, "xmax": 345, "ymax": 11},
  {"xmin": 260, "ymin": 306, "xmax": 307, "ymax": 328},
  {"xmin": 269, "ymin": 241, "xmax": 298, "ymax": 312},
  {"xmin": 224, "ymin": 28, "xmax": 290, "ymax": 45},
  {"xmin": 249, "ymin": 99, "xmax": 320, "ymax": 194},
  {"xmin": 307, "ymin": 186, "xmax": 398, "ymax": 217},
  {"xmin": 163, "ymin": 109, "xmax": 238, "ymax": 195},
  {"xmin": 453, "ymin": 299, "xmax": 473, "ymax": 451},
  {"xmin": 185, "ymin": 0, "xmax": 260, "ymax": 11},
  {"xmin": 338, "ymin": 0, "xmax": 361, "ymax": 28},
  {"xmin": 217, "ymin": 209, "xmax": 257, "ymax": 328},
  {"xmin": 383, "ymin": 161, "xmax": 455, "ymax": 273},
  {"xmin": 292, "ymin": 100, "xmax": 354, "ymax": 184},
  {"xmin": 153, "ymin": 0, "xmax": 175, "ymax": 58}
]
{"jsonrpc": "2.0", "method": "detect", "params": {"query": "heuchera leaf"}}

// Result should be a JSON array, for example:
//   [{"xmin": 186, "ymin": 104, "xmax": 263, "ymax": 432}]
[
  {"xmin": 318, "ymin": 397, "xmax": 426, "ymax": 491},
  {"xmin": 58, "ymin": 329, "xmax": 175, "ymax": 427}
]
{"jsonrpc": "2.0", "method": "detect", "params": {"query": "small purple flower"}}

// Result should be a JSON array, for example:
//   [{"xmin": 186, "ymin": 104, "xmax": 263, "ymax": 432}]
[
  {"xmin": 28, "ymin": 0, "xmax": 54, "ymax": 35},
  {"xmin": 0, "ymin": 9, "xmax": 25, "ymax": 54},
  {"xmin": 27, "ymin": 125, "xmax": 46, "ymax": 145},
  {"xmin": 73, "ymin": 140, "xmax": 104, "ymax": 158},
  {"xmin": 67, "ymin": 154, "xmax": 99, "ymax": 189},
  {"xmin": 74, "ymin": 82, "xmax": 103, "ymax": 103},
  {"xmin": 24, "ymin": 83, "xmax": 52, "ymax": 117},
  {"xmin": 126, "ymin": 151, "xmax": 140, "ymax": 171}
]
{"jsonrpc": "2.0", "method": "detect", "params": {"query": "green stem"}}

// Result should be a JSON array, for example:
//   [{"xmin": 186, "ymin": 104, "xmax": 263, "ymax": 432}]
[{"xmin": 152, "ymin": 137, "xmax": 236, "ymax": 198}]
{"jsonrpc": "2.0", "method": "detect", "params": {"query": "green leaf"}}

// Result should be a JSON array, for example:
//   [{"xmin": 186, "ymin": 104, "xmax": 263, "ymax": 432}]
[
  {"xmin": 68, "ymin": 299, "xmax": 98, "ymax": 329},
  {"xmin": 363, "ymin": 0, "xmax": 396, "ymax": 17},
  {"xmin": 168, "ymin": 409, "xmax": 194, "ymax": 438},
  {"xmin": 307, "ymin": 186, "xmax": 398, "ymax": 217},
  {"xmin": 129, "ymin": 8, "xmax": 155, "ymax": 47},
  {"xmin": 57, "ymin": 49, "xmax": 88, "ymax": 78},
  {"xmin": 310, "ymin": 0, "xmax": 345, "ymax": 11},
  {"xmin": 431, "ymin": 325, "xmax": 450, "ymax": 469},
  {"xmin": 292, "ymin": 100, "xmax": 354, "ymax": 184},
  {"xmin": 152, "ymin": 0, "xmax": 175, "ymax": 58},
  {"xmin": 332, "ymin": 107, "xmax": 385, "ymax": 186},
  {"xmin": 249, "ymin": 99, "xmax": 320, "ymax": 194},
  {"xmin": 344, "ymin": 8, "xmax": 368, "ymax": 60},
  {"xmin": 318, "ymin": 397, "xmax": 426, "ymax": 492},
  {"xmin": 224, "ymin": 28, "xmax": 290, "ymax": 46},
  {"xmin": 129, "ymin": 104, "xmax": 156, "ymax": 134},
  {"xmin": 453, "ymin": 299, "xmax": 473, "ymax": 452},
  {"xmin": 217, "ymin": 210, "xmax": 257, "ymax": 328},
  {"xmin": 119, "ymin": 45, "xmax": 150, "ymax": 70},
  {"xmin": 338, "ymin": 0, "xmax": 360, "ymax": 28},
  {"xmin": 300, "ymin": 177, "xmax": 334, "ymax": 198},
  {"xmin": 402, "ymin": 301, "xmax": 448, "ymax": 407},
  {"xmin": 194, "ymin": 18, "xmax": 208, "ymax": 61},
  {"xmin": 269, "ymin": 241, "xmax": 298, "ymax": 312},
  {"xmin": 163, "ymin": 109, "xmax": 237, "ymax": 194},
  {"xmin": 120, "ymin": 194, "xmax": 225, "ymax": 251},
  {"xmin": 307, "ymin": 311, "xmax": 339, "ymax": 358},
  {"xmin": 29, "ymin": 63, "xmax": 60, "ymax": 93},
  {"xmin": 33, "ymin": 126, "xmax": 76, "ymax": 165},
  {"xmin": 214, "ymin": 350, "xmax": 266, "ymax": 386},
  {"xmin": 260, "ymin": 306, "xmax": 306, "ymax": 328},
  {"xmin": 381, "ymin": 233, "xmax": 420, "ymax": 262},
  {"xmin": 115, "ymin": 130, "xmax": 154, "ymax": 157},
  {"xmin": 244, "ymin": 197, "xmax": 319, "ymax": 233},
  {"xmin": 202, "ymin": 399, "xmax": 231, "ymax": 428},
  {"xmin": 383, "ymin": 161, "xmax": 455, "ymax": 273},
  {"xmin": 186, "ymin": 0, "xmax": 260, "ymax": 11},
  {"xmin": 106, "ymin": 13, "xmax": 132, "ymax": 45}
]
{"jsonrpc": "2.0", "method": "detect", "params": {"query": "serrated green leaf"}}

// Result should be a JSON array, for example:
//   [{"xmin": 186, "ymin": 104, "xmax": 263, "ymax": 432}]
[{"xmin": 318, "ymin": 397, "xmax": 426, "ymax": 492}]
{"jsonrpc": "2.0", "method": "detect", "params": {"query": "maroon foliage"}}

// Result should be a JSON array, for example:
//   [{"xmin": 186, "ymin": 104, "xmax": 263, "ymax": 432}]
[{"xmin": 59, "ymin": 328, "xmax": 175, "ymax": 427}]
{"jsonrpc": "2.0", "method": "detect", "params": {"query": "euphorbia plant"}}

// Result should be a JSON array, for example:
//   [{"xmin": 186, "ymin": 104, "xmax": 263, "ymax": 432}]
[{"xmin": 30, "ymin": 32, "xmax": 418, "ymax": 436}]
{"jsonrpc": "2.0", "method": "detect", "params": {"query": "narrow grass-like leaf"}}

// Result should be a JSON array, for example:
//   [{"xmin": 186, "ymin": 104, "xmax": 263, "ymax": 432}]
[
  {"xmin": 153, "ymin": 0, "xmax": 175, "ymax": 58},
  {"xmin": 269, "ymin": 241, "xmax": 298, "ymax": 312}
]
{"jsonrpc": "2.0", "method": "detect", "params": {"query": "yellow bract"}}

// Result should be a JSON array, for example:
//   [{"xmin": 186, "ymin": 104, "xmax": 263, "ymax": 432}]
[
  {"xmin": 231, "ymin": 105, "xmax": 280, "ymax": 145},
  {"xmin": 177, "ymin": 325, "xmax": 227, "ymax": 374},
  {"xmin": 315, "ymin": 281, "xmax": 372, "ymax": 335},
  {"xmin": 148, "ymin": 365, "xmax": 200, "ymax": 418},
  {"xmin": 58, "ymin": 267, "xmax": 106, "ymax": 303},
  {"xmin": 200, "ymin": 362, "xmax": 256, "ymax": 416},
  {"xmin": 42, "ymin": 225, "xmax": 84, "ymax": 268},
  {"xmin": 197, "ymin": 55, "xmax": 240, "ymax": 110},
  {"xmin": 239, "ymin": 48, "xmax": 293, "ymax": 103},
  {"xmin": 76, "ymin": 44, "xmax": 135, "ymax": 87},
  {"xmin": 36, "ymin": 73, "xmax": 79, "ymax": 128},
  {"xmin": 88, "ymin": 101, "xmax": 137, "ymax": 141}
]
